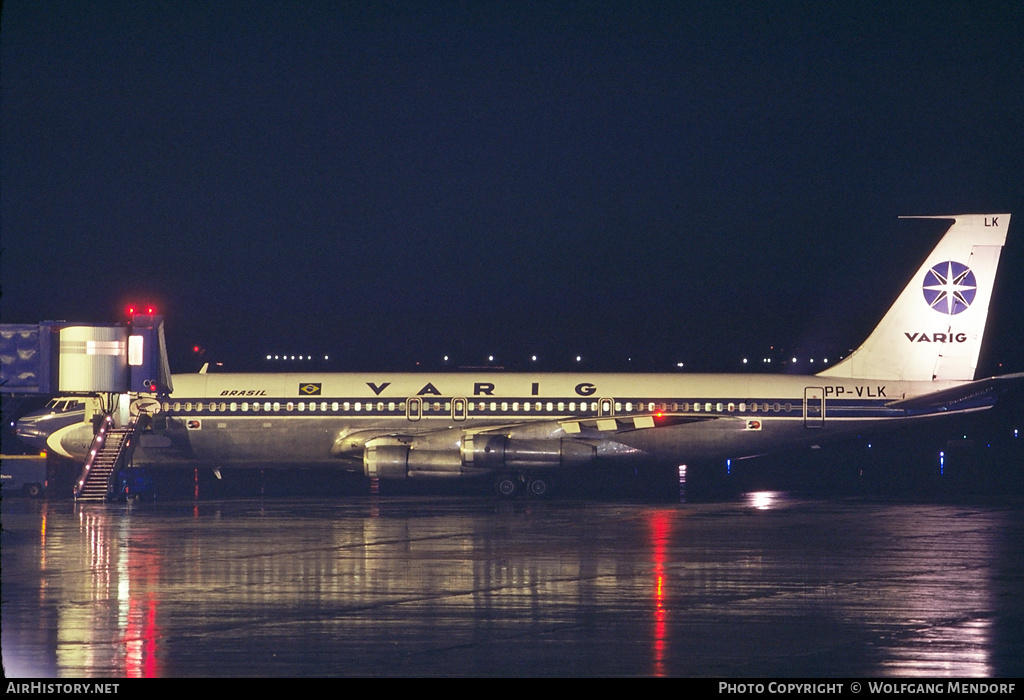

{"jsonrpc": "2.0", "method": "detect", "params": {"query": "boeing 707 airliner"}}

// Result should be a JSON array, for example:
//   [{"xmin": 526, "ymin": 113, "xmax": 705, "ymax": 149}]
[{"xmin": 16, "ymin": 215, "xmax": 1018, "ymax": 496}]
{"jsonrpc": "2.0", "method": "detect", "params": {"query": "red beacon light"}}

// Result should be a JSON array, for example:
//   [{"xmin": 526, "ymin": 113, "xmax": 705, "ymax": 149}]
[{"xmin": 126, "ymin": 304, "xmax": 158, "ymax": 318}]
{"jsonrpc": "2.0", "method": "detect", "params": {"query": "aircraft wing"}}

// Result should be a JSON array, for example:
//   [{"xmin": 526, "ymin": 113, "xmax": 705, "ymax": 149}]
[
  {"xmin": 885, "ymin": 372, "xmax": 1024, "ymax": 414},
  {"xmin": 556, "ymin": 412, "xmax": 721, "ymax": 436}
]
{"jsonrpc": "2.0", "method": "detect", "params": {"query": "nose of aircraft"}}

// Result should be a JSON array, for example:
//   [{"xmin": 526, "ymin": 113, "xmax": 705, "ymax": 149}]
[{"xmin": 15, "ymin": 413, "xmax": 50, "ymax": 451}]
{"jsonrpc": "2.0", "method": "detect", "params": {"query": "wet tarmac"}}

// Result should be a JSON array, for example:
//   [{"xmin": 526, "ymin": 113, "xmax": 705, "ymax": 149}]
[{"xmin": 3, "ymin": 492, "xmax": 1023, "ymax": 677}]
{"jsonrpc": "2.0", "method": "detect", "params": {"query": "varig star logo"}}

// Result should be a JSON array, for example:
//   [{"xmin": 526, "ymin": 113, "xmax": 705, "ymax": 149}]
[
  {"xmin": 299, "ymin": 382, "xmax": 322, "ymax": 396},
  {"xmin": 922, "ymin": 261, "xmax": 976, "ymax": 315}
]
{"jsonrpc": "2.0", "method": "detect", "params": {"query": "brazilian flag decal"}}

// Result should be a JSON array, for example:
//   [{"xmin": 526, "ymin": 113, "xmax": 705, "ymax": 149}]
[{"xmin": 299, "ymin": 382, "xmax": 322, "ymax": 396}]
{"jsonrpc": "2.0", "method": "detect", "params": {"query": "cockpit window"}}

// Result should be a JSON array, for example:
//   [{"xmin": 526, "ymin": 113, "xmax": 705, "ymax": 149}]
[{"xmin": 44, "ymin": 399, "xmax": 85, "ymax": 412}]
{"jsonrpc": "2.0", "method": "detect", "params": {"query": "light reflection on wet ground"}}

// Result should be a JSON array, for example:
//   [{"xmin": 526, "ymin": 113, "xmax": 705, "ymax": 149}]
[{"xmin": 2, "ymin": 493, "xmax": 1023, "ymax": 677}]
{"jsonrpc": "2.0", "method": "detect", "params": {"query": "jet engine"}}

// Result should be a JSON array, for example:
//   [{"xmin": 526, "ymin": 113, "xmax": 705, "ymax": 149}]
[{"xmin": 362, "ymin": 434, "xmax": 597, "ymax": 479}]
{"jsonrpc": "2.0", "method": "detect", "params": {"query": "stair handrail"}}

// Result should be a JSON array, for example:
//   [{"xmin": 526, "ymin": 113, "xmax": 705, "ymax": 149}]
[
  {"xmin": 73, "ymin": 412, "xmax": 143, "ymax": 499},
  {"xmin": 74, "ymin": 413, "xmax": 115, "ymax": 498}
]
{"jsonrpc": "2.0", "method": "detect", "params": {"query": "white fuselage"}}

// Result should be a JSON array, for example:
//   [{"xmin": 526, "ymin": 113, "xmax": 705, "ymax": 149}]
[{"xmin": 39, "ymin": 370, "xmax": 971, "ymax": 476}]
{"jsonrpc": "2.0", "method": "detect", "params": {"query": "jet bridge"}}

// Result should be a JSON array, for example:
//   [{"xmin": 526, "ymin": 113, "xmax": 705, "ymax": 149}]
[
  {"xmin": 0, "ymin": 315, "xmax": 173, "ymax": 395},
  {"xmin": 2, "ymin": 316, "xmax": 172, "ymax": 500}
]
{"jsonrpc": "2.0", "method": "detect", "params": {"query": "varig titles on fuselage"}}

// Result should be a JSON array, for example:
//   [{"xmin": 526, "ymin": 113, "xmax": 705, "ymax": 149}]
[{"xmin": 220, "ymin": 381, "xmax": 602, "ymax": 398}]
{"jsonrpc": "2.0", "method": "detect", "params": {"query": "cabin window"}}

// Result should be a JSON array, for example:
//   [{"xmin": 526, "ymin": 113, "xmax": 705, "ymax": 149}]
[
  {"xmin": 773, "ymin": 403, "xmax": 781, "ymax": 412},
  {"xmin": 286, "ymin": 402, "xmax": 294, "ymax": 411},
  {"xmin": 784, "ymin": 403, "xmax": 792, "ymax": 412}
]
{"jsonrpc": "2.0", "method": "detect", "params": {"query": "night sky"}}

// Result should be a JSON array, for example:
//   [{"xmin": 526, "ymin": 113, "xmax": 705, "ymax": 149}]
[{"xmin": 3, "ymin": 2, "xmax": 1023, "ymax": 374}]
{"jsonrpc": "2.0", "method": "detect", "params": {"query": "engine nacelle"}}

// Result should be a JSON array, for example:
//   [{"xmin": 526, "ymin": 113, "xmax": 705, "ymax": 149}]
[
  {"xmin": 362, "ymin": 435, "xmax": 598, "ymax": 480},
  {"xmin": 462, "ymin": 435, "xmax": 596, "ymax": 470},
  {"xmin": 363, "ymin": 440, "xmax": 465, "ymax": 479}
]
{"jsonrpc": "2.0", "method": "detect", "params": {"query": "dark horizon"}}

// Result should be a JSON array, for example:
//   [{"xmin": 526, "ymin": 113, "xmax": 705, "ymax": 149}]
[{"xmin": 3, "ymin": 2, "xmax": 1022, "ymax": 376}]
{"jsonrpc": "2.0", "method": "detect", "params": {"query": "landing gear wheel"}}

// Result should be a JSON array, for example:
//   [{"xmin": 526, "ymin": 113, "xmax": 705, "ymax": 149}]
[
  {"xmin": 495, "ymin": 475, "xmax": 519, "ymax": 498},
  {"xmin": 527, "ymin": 477, "xmax": 549, "ymax": 497}
]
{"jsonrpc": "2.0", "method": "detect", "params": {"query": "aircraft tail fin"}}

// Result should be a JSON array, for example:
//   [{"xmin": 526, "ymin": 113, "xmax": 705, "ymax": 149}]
[{"xmin": 817, "ymin": 214, "xmax": 1009, "ymax": 382}]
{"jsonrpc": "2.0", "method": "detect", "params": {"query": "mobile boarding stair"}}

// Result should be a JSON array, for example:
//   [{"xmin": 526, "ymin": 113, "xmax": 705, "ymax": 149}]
[{"xmin": 74, "ymin": 414, "xmax": 141, "ymax": 501}]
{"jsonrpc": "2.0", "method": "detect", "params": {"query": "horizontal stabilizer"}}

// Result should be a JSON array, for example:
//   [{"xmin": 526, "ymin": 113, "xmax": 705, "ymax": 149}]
[{"xmin": 885, "ymin": 372, "xmax": 1024, "ymax": 414}]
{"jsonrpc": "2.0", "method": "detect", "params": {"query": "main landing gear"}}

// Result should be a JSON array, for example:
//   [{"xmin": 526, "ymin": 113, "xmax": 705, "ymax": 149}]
[{"xmin": 494, "ymin": 472, "xmax": 551, "ymax": 499}]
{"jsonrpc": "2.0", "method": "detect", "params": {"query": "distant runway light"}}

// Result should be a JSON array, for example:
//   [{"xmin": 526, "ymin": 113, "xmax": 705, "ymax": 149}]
[
  {"xmin": 488, "ymin": 355, "xmax": 494, "ymax": 362},
  {"xmin": 791, "ymin": 357, "xmax": 797, "ymax": 363},
  {"xmin": 576, "ymin": 356, "xmax": 582, "ymax": 362},
  {"xmin": 531, "ymin": 355, "xmax": 537, "ymax": 362}
]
